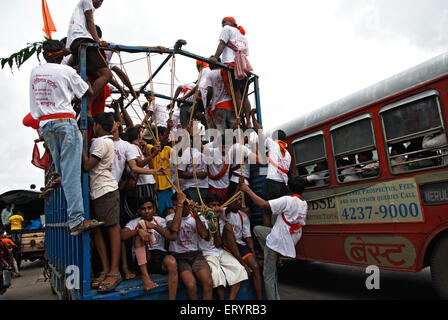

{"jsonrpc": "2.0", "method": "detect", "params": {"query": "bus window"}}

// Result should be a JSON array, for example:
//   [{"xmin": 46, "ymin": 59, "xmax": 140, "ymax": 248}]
[
  {"xmin": 330, "ymin": 115, "xmax": 380, "ymax": 183},
  {"xmin": 292, "ymin": 131, "xmax": 330, "ymax": 188},
  {"xmin": 380, "ymin": 90, "xmax": 447, "ymax": 173}
]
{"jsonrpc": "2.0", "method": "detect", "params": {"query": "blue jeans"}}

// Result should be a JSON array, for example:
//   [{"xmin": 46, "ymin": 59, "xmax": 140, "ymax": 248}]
[
  {"xmin": 40, "ymin": 119, "xmax": 85, "ymax": 230},
  {"xmin": 214, "ymin": 109, "xmax": 235, "ymax": 134}
]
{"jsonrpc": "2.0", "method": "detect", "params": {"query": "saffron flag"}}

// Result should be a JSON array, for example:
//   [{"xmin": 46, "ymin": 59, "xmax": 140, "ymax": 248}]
[{"xmin": 42, "ymin": 0, "xmax": 57, "ymax": 39}]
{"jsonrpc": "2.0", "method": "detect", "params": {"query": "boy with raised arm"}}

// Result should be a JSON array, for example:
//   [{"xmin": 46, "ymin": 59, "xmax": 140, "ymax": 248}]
[
  {"xmin": 251, "ymin": 109, "xmax": 292, "ymax": 227},
  {"xmin": 240, "ymin": 176, "xmax": 308, "ymax": 300},
  {"xmin": 121, "ymin": 196, "xmax": 181, "ymax": 299}
]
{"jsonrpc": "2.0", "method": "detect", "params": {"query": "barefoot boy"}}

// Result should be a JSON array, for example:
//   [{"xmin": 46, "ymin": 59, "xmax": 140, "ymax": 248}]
[{"xmin": 121, "ymin": 196, "xmax": 181, "ymax": 299}]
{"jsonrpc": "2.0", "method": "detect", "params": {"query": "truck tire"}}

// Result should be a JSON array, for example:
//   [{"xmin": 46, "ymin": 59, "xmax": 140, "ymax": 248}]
[{"xmin": 430, "ymin": 234, "xmax": 448, "ymax": 300}]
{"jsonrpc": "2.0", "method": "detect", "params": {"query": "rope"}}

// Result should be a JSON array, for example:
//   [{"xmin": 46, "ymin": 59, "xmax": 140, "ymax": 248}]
[
  {"xmin": 192, "ymin": 205, "xmax": 219, "ymax": 236},
  {"xmin": 188, "ymin": 69, "xmax": 204, "ymax": 124},
  {"xmin": 226, "ymin": 70, "xmax": 248, "ymax": 206},
  {"xmin": 96, "ymin": 47, "xmax": 144, "ymax": 123},
  {"xmin": 146, "ymin": 52, "xmax": 161, "ymax": 142},
  {"xmin": 221, "ymin": 191, "xmax": 243, "ymax": 209},
  {"xmin": 168, "ymin": 54, "xmax": 177, "ymax": 121}
]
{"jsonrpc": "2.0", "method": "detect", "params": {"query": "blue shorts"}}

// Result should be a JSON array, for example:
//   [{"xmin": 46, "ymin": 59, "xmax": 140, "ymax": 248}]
[
  {"xmin": 157, "ymin": 188, "xmax": 174, "ymax": 217},
  {"xmin": 237, "ymin": 244, "xmax": 254, "ymax": 261}
]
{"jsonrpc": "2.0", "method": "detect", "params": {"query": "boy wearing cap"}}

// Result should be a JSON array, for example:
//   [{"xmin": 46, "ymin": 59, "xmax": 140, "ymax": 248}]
[
  {"xmin": 82, "ymin": 112, "xmax": 122, "ymax": 292},
  {"xmin": 30, "ymin": 39, "xmax": 103, "ymax": 237}
]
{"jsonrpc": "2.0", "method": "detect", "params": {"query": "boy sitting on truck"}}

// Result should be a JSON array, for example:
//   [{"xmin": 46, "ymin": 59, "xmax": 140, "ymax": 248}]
[
  {"xmin": 219, "ymin": 198, "xmax": 263, "ymax": 300},
  {"xmin": 166, "ymin": 193, "xmax": 214, "ymax": 300},
  {"xmin": 200, "ymin": 193, "xmax": 248, "ymax": 300},
  {"xmin": 121, "ymin": 196, "xmax": 182, "ymax": 299}
]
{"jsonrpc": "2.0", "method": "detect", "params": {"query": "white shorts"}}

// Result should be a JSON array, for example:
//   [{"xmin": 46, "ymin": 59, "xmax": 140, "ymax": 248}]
[{"xmin": 204, "ymin": 250, "xmax": 248, "ymax": 288}]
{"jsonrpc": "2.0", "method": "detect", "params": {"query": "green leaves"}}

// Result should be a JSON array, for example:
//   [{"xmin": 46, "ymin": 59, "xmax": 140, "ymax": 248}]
[{"xmin": 1, "ymin": 41, "xmax": 44, "ymax": 72}]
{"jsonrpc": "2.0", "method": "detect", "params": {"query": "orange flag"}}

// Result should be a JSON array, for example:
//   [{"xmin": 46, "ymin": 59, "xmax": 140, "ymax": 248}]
[{"xmin": 42, "ymin": 0, "xmax": 57, "ymax": 39}]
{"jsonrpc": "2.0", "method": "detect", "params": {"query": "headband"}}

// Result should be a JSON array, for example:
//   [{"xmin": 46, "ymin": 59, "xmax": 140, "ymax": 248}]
[
  {"xmin": 44, "ymin": 50, "xmax": 64, "ymax": 56},
  {"xmin": 222, "ymin": 17, "xmax": 246, "ymax": 35}
]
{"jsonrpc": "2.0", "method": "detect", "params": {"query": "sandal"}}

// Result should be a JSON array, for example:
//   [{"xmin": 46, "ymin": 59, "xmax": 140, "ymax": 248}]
[
  {"xmin": 91, "ymin": 271, "xmax": 107, "ymax": 289},
  {"xmin": 97, "ymin": 273, "xmax": 122, "ymax": 293},
  {"xmin": 70, "ymin": 219, "xmax": 104, "ymax": 237}
]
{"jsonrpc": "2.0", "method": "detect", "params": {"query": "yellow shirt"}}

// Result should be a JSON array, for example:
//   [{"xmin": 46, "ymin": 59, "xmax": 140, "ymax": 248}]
[
  {"xmin": 147, "ymin": 145, "xmax": 172, "ymax": 191},
  {"xmin": 8, "ymin": 215, "xmax": 24, "ymax": 231}
]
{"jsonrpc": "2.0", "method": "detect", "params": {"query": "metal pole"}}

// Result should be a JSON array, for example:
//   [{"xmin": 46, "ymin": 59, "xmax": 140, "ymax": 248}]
[
  {"xmin": 253, "ymin": 76, "xmax": 263, "ymax": 125},
  {"xmin": 88, "ymin": 43, "xmax": 236, "ymax": 72},
  {"xmin": 79, "ymin": 45, "xmax": 91, "ymax": 298},
  {"xmin": 124, "ymin": 53, "xmax": 174, "ymax": 109}
]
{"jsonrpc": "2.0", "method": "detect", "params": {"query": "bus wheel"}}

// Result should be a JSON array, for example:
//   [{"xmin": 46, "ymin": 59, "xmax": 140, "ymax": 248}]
[{"xmin": 430, "ymin": 235, "xmax": 448, "ymax": 300}]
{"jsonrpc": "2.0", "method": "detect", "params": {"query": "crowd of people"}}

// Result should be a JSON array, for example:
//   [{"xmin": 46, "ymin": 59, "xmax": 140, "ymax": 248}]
[{"xmin": 26, "ymin": 0, "xmax": 310, "ymax": 300}]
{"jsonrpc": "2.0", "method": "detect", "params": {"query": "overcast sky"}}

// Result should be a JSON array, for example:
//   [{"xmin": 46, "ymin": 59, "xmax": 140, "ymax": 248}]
[{"xmin": 1, "ymin": 0, "xmax": 448, "ymax": 194}]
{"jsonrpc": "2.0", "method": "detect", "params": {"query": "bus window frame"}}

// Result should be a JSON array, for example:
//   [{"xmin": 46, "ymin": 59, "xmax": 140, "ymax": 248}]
[
  {"xmin": 379, "ymin": 89, "xmax": 447, "ymax": 175},
  {"xmin": 292, "ymin": 130, "xmax": 330, "ymax": 188},
  {"xmin": 329, "ymin": 113, "xmax": 380, "ymax": 183}
]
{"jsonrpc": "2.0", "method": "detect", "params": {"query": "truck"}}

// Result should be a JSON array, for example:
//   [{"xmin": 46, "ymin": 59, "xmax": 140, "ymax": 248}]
[
  {"xmin": 44, "ymin": 42, "xmax": 268, "ymax": 300},
  {"xmin": 0, "ymin": 189, "xmax": 46, "ymax": 270}
]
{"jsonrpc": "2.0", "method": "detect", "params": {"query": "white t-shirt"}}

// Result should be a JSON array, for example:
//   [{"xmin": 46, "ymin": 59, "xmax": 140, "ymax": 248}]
[
  {"xmin": 66, "ymin": 0, "xmax": 95, "ymax": 48},
  {"xmin": 207, "ymin": 148, "xmax": 230, "ymax": 190},
  {"xmin": 125, "ymin": 216, "xmax": 167, "ymax": 252},
  {"xmin": 30, "ymin": 63, "xmax": 89, "ymax": 128},
  {"xmin": 111, "ymin": 139, "xmax": 139, "ymax": 182},
  {"xmin": 267, "ymin": 196, "xmax": 307, "ymax": 258},
  {"xmin": 147, "ymin": 101, "xmax": 170, "ymax": 128},
  {"xmin": 205, "ymin": 69, "xmax": 232, "ymax": 109},
  {"xmin": 198, "ymin": 222, "xmax": 222, "ymax": 257},
  {"xmin": 340, "ymin": 167, "xmax": 359, "ymax": 183},
  {"xmin": 307, "ymin": 171, "xmax": 328, "ymax": 185},
  {"xmin": 198, "ymin": 67, "xmax": 212, "ymax": 108},
  {"xmin": 89, "ymin": 135, "xmax": 118, "ymax": 200},
  {"xmin": 180, "ymin": 83, "xmax": 195, "ymax": 104},
  {"xmin": 229, "ymin": 143, "xmax": 252, "ymax": 185},
  {"xmin": 166, "ymin": 213, "xmax": 208, "ymax": 253},
  {"xmin": 177, "ymin": 147, "xmax": 209, "ymax": 190},
  {"xmin": 265, "ymin": 137, "xmax": 291, "ymax": 184},
  {"xmin": 218, "ymin": 25, "xmax": 249, "ymax": 64},
  {"xmin": 220, "ymin": 209, "xmax": 251, "ymax": 246},
  {"xmin": 133, "ymin": 144, "xmax": 156, "ymax": 185},
  {"xmin": 199, "ymin": 67, "xmax": 211, "ymax": 90},
  {"xmin": 170, "ymin": 106, "xmax": 181, "ymax": 129}
]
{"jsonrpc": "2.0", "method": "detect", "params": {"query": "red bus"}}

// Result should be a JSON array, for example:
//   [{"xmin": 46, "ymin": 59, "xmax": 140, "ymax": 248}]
[{"xmin": 269, "ymin": 52, "xmax": 448, "ymax": 299}]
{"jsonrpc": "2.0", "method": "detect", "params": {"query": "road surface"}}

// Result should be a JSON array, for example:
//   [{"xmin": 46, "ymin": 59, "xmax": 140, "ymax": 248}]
[
  {"xmin": 278, "ymin": 259, "xmax": 440, "ymax": 300},
  {"xmin": 0, "ymin": 258, "xmax": 440, "ymax": 300}
]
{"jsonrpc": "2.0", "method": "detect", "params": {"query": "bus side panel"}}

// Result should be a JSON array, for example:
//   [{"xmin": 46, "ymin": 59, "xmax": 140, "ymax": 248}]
[{"xmin": 296, "ymin": 229, "xmax": 428, "ymax": 272}]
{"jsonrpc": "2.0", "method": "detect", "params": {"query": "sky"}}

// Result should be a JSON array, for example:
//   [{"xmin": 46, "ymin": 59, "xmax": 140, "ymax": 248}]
[{"xmin": 1, "ymin": 0, "xmax": 448, "ymax": 194}]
